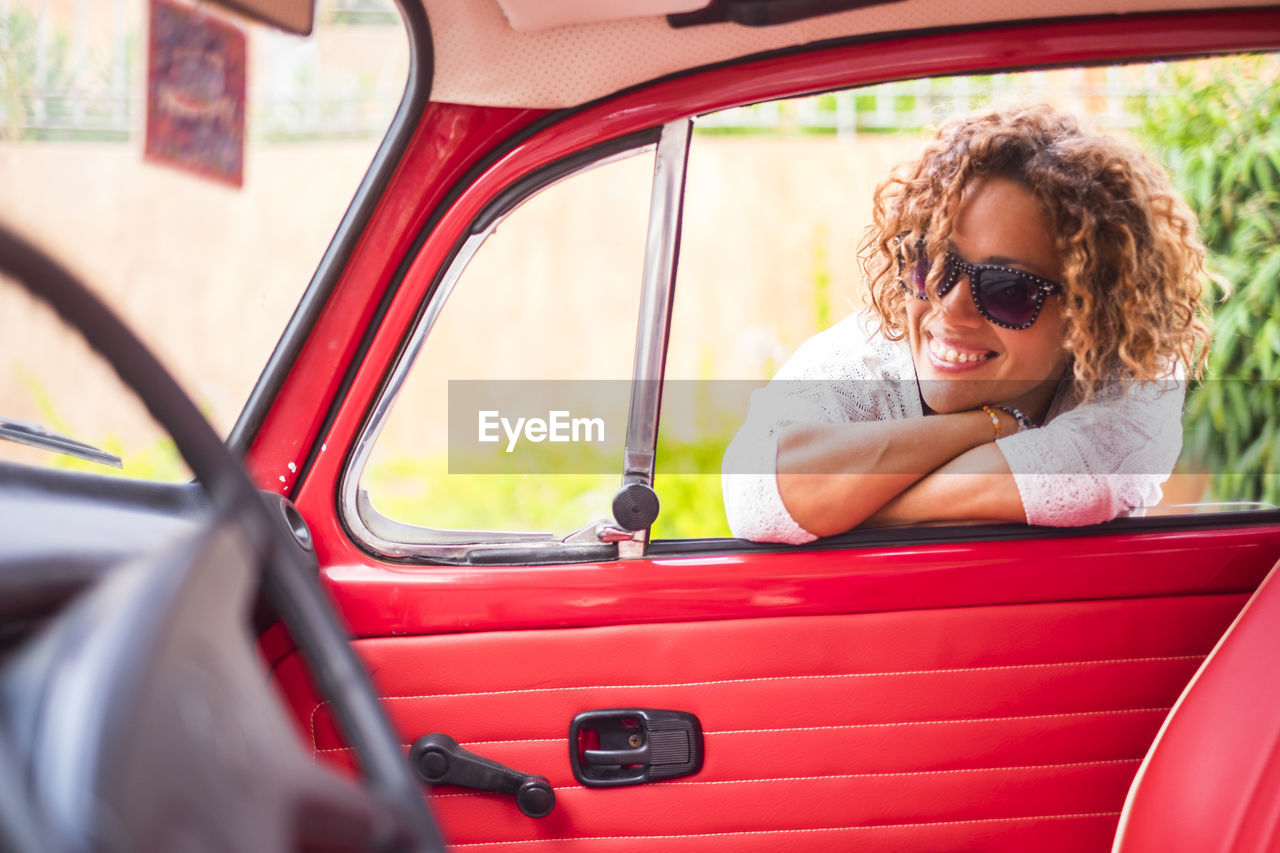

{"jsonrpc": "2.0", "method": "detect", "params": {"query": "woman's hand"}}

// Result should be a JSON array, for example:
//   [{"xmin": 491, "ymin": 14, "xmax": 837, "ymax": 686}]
[
  {"xmin": 865, "ymin": 443, "xmax": 1024, "ymax": 527},
  {"xmin": 775, "ymin": 407, "xmax": 1020, "ymax": 536}
]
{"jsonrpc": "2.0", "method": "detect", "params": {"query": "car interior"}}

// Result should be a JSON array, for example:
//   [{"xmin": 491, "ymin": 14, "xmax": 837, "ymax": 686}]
[{"xmin": 1, "ymin": 1, "xmax": 1278, "ymax": 851}]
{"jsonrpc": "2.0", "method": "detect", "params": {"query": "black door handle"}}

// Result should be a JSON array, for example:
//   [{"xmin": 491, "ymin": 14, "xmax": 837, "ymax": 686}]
[
  {"xmin": 570, "ymin": 708, "xmax": 704, "ymax": 787},
  {"xmin": 583, "ymin": 745, "xmax": 652, "ymax": 765},
  {"xmin": 409, "ymin": 733, "xmax": 555, "ymax": 818}
]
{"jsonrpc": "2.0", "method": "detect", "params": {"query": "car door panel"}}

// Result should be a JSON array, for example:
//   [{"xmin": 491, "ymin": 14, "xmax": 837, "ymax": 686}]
[{"xmin": 274, "ymin": 555, "xmax": 1263, "ymax": 850}]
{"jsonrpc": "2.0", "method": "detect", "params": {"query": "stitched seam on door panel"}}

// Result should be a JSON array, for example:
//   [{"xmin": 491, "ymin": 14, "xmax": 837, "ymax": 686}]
[
  {"xmin": 312, "ymin": 732, "xmax": 563, "ymax": 753},
  {"xmin": 425, "ymin": 758, "xmax": 1142, "ymax": 799},
  {"xmin": 354, "ymin": 654, "xmax": 1206, "ymax": 702},
  {"xmin": 444, "ymin": 811, "xmax": 1123, "ymax": 846},
  {"xmin": 646, "ymin": 758, "xmax": 1142, "ymax": 788},
  {"xmin": 705, "ymin": 706, "xmax": 1173, "ymax": 736},
  {"xmin": 310, "ymin": 705, "xmax": 1173, "ymax": 753}
]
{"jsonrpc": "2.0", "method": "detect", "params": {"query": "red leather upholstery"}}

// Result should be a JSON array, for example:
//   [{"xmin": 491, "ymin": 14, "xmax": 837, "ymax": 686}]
[
  {"xmin": 1114, "ymin": 560, "xmax": 1280, "ymax": 853},
  {"xmin": 274, "ymin": 593, "xmax": 1248, "ymax": 850}
]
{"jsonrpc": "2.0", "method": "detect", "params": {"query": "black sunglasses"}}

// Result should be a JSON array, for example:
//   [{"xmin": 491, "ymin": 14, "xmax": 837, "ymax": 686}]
[{"xmin": 898, "ymin": 241, "xmax": 1063, "ymax": 330}]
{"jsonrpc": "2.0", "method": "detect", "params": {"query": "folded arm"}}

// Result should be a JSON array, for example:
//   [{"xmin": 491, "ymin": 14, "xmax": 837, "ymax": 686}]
[
  {"xmin": 864, "ymin": 442, "xmax": 1024, "ymax": 527},
  {"xmin": 775, "ymin": 409, "xmax": 1020, "ymax": 536},
  {"xmin": 720, "ymin": 316, "xmax": 1186, "ymax": 543}
]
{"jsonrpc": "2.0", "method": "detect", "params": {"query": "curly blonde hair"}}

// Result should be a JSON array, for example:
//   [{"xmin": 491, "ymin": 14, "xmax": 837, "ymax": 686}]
[{"xmin": 862, "ymin": 103, "xmax": 1212, "ymax": 395}]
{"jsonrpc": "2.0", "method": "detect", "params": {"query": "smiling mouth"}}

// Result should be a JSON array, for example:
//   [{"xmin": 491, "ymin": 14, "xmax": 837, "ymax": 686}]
[{"xmin": 927, "ymin": 336, "xmax": 996, "ymax": 365}]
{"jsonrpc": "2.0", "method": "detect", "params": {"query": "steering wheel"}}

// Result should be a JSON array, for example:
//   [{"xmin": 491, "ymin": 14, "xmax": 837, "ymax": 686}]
[{"xmin": 0, "ymin": 225, "xmax": 445, "ymax": 852}]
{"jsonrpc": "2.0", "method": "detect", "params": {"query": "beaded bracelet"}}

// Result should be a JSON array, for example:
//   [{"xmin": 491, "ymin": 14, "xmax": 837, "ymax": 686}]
[
  {"xmin": 998, "ymin": 406, "xmax": 1035, "ymax": 432},
  {"xmin": 980, "ymin": 405, "xmax": 1002, "ymax": 438}
]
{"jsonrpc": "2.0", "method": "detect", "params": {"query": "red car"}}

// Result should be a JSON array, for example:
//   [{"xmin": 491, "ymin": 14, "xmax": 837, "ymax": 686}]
[{"xmin": 2, "ymin": 0, "xmax": 1278, "ymax": 850}]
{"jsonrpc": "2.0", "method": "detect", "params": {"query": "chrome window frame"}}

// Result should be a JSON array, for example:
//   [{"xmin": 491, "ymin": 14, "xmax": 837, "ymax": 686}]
[{"xmin": 340, "ymin": 120, "xmax": 692, "ymax": 564}]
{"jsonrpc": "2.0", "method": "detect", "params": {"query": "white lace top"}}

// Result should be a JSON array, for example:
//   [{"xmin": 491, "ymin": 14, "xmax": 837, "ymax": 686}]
[{"xmin": 722, "ymin": 314, "xmax": 1186, "ymax": 543}]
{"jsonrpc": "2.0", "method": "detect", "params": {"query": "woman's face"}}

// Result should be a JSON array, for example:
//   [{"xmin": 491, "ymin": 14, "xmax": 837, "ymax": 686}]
[{"xmin": 905, "ymin": 174, "xmax": 1071, "ymax": 418}]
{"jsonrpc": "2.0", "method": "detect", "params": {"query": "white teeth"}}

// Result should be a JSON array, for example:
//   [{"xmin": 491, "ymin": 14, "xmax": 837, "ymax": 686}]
[{"xmin": 930, "ymin": 338, "xmax": 989, "ymax": 364}]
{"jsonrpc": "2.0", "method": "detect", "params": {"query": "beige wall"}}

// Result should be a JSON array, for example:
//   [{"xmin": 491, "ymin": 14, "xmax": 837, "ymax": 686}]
[{"xmin": 0, "ymin": 138, "xmax": 380, "ymax": 456}]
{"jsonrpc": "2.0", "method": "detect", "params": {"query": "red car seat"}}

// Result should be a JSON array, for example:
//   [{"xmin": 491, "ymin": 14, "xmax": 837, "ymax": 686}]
[{"xmin": 1113, "ymin": 558, "xmax": 1280, "ymax": 852}]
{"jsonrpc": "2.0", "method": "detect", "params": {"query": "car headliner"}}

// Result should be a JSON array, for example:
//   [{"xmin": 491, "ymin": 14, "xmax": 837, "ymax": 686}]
[{"xmin": 422, "ymin": 0, "xmax": 1277, "ymax": 109}]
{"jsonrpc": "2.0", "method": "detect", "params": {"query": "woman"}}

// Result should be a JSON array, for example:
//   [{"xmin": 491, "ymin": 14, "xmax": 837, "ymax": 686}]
[{"xmin": 722, "ymin": 104, "xmax": 1212, "ymax": 543}]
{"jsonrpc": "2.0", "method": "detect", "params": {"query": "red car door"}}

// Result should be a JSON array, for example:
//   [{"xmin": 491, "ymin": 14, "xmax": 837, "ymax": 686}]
[{"xmin": 248, "ymin": 6, "xmax": 1280, "ymax": 850}]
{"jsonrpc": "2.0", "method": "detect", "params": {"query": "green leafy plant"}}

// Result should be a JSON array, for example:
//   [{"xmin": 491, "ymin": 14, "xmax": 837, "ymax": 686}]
[
  {"xmin": 0, "ymin": 7, "xmax": 108, "ymax": 141},
  {"xmin": 1139, "ymin": 56, "xmax": 1280, "ymax": 505}
]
